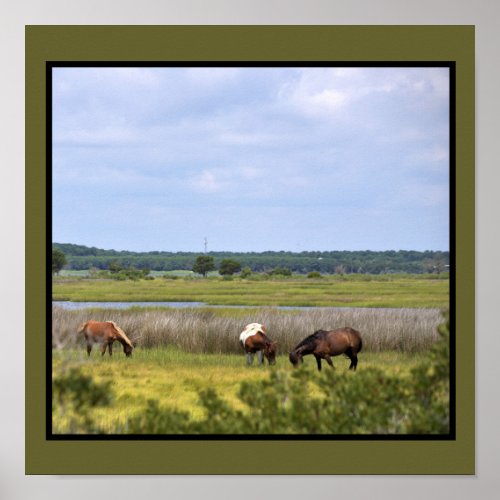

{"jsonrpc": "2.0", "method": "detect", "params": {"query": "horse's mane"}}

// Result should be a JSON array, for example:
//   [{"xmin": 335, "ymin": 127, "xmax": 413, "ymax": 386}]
[
  {"xmin": 106, "ymin": 321, "xmax": 134, "ymax": 348},
  {"xmin": 292, "ymin": 330, "xmax": 327, "ymax": 351}
]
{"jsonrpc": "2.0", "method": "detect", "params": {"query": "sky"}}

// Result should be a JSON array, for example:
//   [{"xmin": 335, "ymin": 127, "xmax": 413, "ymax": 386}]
[{"xmin": 52, "ymin": 66, "xmax": 450, "ymax": 253}]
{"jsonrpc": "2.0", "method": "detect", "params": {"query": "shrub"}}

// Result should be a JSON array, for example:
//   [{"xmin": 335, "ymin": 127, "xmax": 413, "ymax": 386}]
[
  {"xmin": 52, "ymin": 367, "xmax": 113, "ymax": 434},
  {"xmin": 240, "ymin": 266, "xmax": 252, "ymax": 278},
  {"xmin": 269, "ymin": 267, "xmax": 292, "ymax": 277},
  {"xmin": 219, "ymin": 259, "xmax": 242, "ymax": 276},
  {"xmin": 307, "ymin": 271, "xmax": 322, "ymax": 279},
  {"xmin": 52, "ymin": 248, "xmax": 67, "ymax": 274},
  {"xmin": 192, "ymin": 255, "xmax": 215, "ymax": 277}
]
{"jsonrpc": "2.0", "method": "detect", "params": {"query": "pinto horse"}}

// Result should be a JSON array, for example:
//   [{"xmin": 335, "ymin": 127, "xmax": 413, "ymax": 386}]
[
  {"xmin": 77, "ymin": 320, "xmax": 134, "ymax": 357},
  {"xmin": 289, "ymin": 327, "xmax": 362, "ymax": 371},
  {"xmin": 239, "ymin": 323, "xmax": 277, "ymax": 366}
]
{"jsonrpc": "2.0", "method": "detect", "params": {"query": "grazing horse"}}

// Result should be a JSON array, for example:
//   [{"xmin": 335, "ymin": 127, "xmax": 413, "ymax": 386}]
[
  {"xmin": 289, "ymin": 327, "xmax": 362, "ymax": 371},
  {"xmin": 77, "ymin": 320, "xmax": 134, "ymax": 357},
  {"xmin": 239, "ymin": 323, "xmax": 277, "ymax": 366}
]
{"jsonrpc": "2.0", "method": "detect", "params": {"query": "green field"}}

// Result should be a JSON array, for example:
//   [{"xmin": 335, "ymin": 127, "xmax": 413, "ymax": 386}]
[
  {"xmin": 52, "ymin": 348, "xmax": 432, "ymax": 434},
  {"xmin": 53, "ymin": 274, "xmax": 449, "ymax": 308}
]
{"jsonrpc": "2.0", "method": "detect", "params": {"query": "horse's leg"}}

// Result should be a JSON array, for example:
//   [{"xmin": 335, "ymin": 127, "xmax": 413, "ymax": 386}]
[
  {"xmin": 345, "ymin": 347, "xmax": 357, "ymax": 370},
  {"xmin": 246, "ymin": 352, "xmax": 254, "ymax": 365},
  {"xmin": 84, "ymin": 334, "xmax": 92, "ymax": 356},
  {"xmin": 314, "ymin": 354, "xmax": 322, "ymax": 371},
  {"xmin": 349, "ymin": 354, "xmax": 358, "ymax": 371},
  {"xmin": 324, "ymin": 354, "xmax": 335, "ymax": 369},
  {"xmin": 257, "ymin": 350, "xmax": 263, "ymax": 365},
  {"xmin": 108, "ymin": 342, "xmax": 113, "ymax": 356},
  {"xmin": 101, "ymin": 343, "xmax": 107, "ymax": 356}
]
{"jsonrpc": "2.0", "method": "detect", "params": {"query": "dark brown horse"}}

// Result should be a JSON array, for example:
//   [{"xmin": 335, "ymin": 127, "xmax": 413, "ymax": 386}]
[
  {"xmin": 289, "ymin": 327, "xmax": 362, "ymax": 371},
  {"xmin": 77, "ymin": 320, "xmax": 134, "ymax": 357},
  {"xmin": 239, "ymin": 323, "xmax": 277, "ymax": 365}
]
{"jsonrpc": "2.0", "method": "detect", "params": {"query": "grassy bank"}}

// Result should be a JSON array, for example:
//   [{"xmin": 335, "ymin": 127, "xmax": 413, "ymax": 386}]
[
  {"xmin": 52, "ymin": 348, "xmax": 431, "ymax": 434},
  {"xmin": 53, "ymin": 274, "xmax": 449, "ymax": 308}
]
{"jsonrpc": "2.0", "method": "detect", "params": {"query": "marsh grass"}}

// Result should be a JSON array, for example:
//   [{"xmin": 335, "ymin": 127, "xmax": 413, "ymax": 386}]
[
  {"xmin": 53, "ymin": 305, "xmax": 443, "ymax": 354},
  {"xmin": 52, "ymin": 275, "xmax": 449, "ymax": 308}
]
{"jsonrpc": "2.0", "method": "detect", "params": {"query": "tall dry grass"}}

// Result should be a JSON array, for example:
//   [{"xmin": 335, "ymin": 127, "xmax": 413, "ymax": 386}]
[{"xmin": 52, "ymin": 306, "xmax": 444, "ymax": 354}]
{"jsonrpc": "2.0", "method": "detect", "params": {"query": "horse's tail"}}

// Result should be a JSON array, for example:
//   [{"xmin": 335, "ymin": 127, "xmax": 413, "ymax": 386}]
[
  {"xmin": 107, "ymin": 321, "xmax": 134, "ymax": 349},
  {"xmin": 358, "ymin": 338, "xmax": 363, "ymax": 353}
]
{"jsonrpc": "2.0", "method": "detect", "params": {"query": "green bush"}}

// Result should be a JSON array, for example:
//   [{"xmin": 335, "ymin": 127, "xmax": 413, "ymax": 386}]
[
  {"xmin": 307, "ymin": 271, "xmax": 322, "ymax": 279},
  {"xmin": 240, "ymin": 266, "xmax": 252, "ymax": 278},
  {"xmin": 52, "ymin": 367, "xmax": 113, "ymax": 434},
  {"xmin": 219, "ymin": 259, "xmax": 242, "ymax": 276}
]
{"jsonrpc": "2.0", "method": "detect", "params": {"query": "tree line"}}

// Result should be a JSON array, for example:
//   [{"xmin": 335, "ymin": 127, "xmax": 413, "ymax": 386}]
[{"xmin": 53, "ymin": 243, "xmax": 449, "ymax": 275}]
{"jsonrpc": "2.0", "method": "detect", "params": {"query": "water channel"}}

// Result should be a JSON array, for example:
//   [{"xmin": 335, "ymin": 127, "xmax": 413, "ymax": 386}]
[{"xmin": 52, "ymin": 301, "xmax": 405, "ymax": 312}]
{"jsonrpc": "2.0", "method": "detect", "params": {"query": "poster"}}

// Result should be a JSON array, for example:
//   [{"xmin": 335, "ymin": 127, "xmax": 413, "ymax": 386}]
[{"xmin": 26, "ymin": 25, "xmax": 475, "ymax": 474}]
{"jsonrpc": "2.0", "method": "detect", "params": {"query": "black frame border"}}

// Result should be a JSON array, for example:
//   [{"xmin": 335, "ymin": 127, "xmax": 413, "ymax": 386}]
[{"xmin": 47, "ymin": 60, "xmax": 456, "ymax": 442}]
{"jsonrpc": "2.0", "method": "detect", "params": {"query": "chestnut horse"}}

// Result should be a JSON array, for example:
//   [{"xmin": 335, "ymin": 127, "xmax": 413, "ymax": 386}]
[
  {"xmin": 239, "ymin": 323, "xmax": 277, "ymax": 365},
  {"xmin": 289, "ymin": 327, "xmax": 362, "ymax": 371},
  {"xmin": 77, "ymin": 320, "xmax": 134, "ymax": 357}
]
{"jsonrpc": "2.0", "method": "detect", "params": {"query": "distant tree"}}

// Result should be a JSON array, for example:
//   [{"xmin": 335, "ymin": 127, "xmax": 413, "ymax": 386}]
[
  {"xmin": 52, "ymin": 248, "xmax": 67, "ymax": 275},
  {"xmin": 108, "ymin": 260, "xmax": 123, "ymax": 274},
  {"xmin": 269, "ymin": 267, "xmax": 292, "ymax": 277},
  {"xmin": 307, "ymin": 271, "xmax": 322, "ymax": 279},
  {"xmin": 240, "ymin": 266, "xmax": 252, "ymax": 279},
  {"xmin": 192, "ymin": 255, "xmax": 215, "ymax": 277},
  {"xmin": 219, "ymin": 259, "xmax": 242, "ymax": 276}
]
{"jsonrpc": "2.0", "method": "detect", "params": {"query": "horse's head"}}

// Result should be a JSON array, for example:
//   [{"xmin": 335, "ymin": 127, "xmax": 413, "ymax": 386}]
[
  {"xmin": 289, "ymin": 350, "xmax": 301, "ymax": 368},
  {"xmin": 264, "ymin": 341, "xmax": 278, "ymax": 365},
  {"xmin": 123, "ymin": 343, "xmax": 134, "ymax": 357}
]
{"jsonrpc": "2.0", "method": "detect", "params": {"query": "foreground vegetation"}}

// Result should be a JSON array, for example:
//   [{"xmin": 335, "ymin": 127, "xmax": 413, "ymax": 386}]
[
  {"xmin": 52, "ymin": 316, "xmax": 450, "ymax": 435},
  {"xmin": 53, "ymin": 274, "xmax": 449, "ymax": 308}
]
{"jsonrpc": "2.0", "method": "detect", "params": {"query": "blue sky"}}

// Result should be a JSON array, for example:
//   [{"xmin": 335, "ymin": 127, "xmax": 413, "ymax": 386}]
[{"xmin": 52, "ymin": 66, "xmax": 449, "ymax": 253}]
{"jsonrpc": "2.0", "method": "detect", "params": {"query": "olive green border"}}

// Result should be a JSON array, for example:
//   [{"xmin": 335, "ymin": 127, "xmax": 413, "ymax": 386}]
[{"xmin": 26, "ymin": 25, "xmax": 475, "ymax": 475}]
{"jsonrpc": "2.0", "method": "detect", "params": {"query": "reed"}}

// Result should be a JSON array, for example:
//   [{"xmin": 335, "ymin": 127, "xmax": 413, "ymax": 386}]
[{"xmin": 53, "ymin": 305, "xmax": 444, "ymax": 354}]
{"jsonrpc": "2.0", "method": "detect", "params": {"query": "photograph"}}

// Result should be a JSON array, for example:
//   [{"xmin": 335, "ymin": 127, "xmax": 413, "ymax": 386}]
[{"xmin": 50, "ymin": 64, "xmax": 452, "ymax": 437}]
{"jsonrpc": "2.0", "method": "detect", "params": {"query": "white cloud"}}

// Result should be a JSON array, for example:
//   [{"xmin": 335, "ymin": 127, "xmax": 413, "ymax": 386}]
[
  {"xmin": 190, "ymin": 170, "xmax": 226, "ymax": 193},
  {"xmin": 280, "ymin": 68, "xmax": 351, "ymax": 116},
  {"xmin": 307, "ymin": 88, "xmax": 347, "ymax": 112}
]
